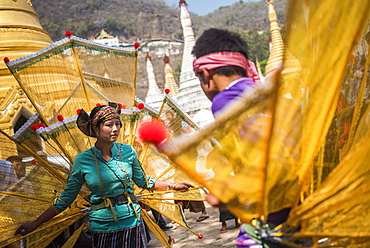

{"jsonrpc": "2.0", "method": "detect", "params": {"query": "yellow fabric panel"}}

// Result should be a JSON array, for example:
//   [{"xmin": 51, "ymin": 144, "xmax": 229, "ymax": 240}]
[
  {"xmin": 3, "ymin": 35, "xmax": 204, "ymax": 246},
  {"xmin": 141, "ymin": 208, "xmax": 172, "ymax": 248},
  {"xmin": 288, "ymin": 131, "xmax": 370, "ymax": 239},
  {"xmin": 0, "ymin": 124, "xmax": 88, "ymax": 246},
  {"xmin": 140, "ymin": 198, "xmax": 200, "ymax": 237},
  {"xmin": 7, "ymin": 38, "xmax": 137, "ymax": 125},
  {"xmin": 159, "ymin": 2, "xmax": 370, "ymax": 240}
]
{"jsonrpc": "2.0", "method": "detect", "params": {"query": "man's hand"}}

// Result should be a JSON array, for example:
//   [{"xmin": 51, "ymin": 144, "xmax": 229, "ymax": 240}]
[{"xmin": 173, "ymin": 182, "xmax": 194, "ymax": 190}]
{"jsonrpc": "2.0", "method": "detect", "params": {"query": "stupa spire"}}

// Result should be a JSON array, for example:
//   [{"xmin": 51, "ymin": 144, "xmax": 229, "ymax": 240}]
[
  {"xmin": 163, "ymin": 54, "xmax": 179, "ymax": 100},
  {"xmin": 264, "ymin": 0, "xmax": 285, "ymax": 79},
  {"xmin": 176, "ymin": 0, "xmax": 211, "ymax": 122},
  {"xmin": 264, "ymin": 0, "xmax": 302, "ymax": 85},
  {"xmin": 144, "ymin": 53, "xmax": 163, "ymax": 110}
]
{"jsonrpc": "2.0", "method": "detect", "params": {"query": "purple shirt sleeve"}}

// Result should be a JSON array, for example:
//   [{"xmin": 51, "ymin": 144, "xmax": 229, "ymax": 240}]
[{"xmin": 212, "ymin": 78, "xmax": 255, "ymax": 115}]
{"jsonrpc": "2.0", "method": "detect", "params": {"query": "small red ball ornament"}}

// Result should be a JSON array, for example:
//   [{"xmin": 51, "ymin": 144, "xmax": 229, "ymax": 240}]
[
  {"xmin": 57, "ymin": 115, "xmax": 64, "ymax": 122},
  {"xmin": 3, "ymin": 57, "xmax": 10, "ymax": 63},
  {"xmin": 76, "ymin": 109, "xmax": 82, "ymax": 115},
  {"xmin": 31, "ymin": 159, "xmax": 37, "ymax": 165},
  {"xmin": 177, "ymin": 202, "xmax": 183, "ymax": 206},
  {"xmin": 134, "ymin": 42, "xmax": 140, "ymax": 49},
  {"xmin": 38, "ymin": 123, "xmax": 46, "ymax": 128},
  {"xmin": 96, "ymin": 103, "xmax": 101, "ymax": 107},
  {"xmin": 65, "ymin": 31, "xmax": 73, "ymax": 37},
  {"xmin": 118, "ymin": 103, "xmax": 123, "ymax": 109},
  {"xmin": 198, "ymin": 234, "xmax": 204, "ymax": 239},
  {"xmin": 136, "ymin": 103, "xmax": 145, "ymax": 109},
  {"xmin": 164, "ymin": 89, "xmax": 170, "ymax": 94},
  {"xmin": 31, "ymin": 124, "xmax": 39, "ymax": 131}
]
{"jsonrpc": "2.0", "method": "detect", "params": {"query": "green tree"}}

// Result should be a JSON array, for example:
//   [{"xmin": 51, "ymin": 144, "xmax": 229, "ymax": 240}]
[
  {"xmin": 47, "ymin": 23, "xmax": 60, "ymax": 34},
  {"xmin": 239, "ymin": 30, "xmax": 270, "ymax": 73},
  {"xmin": 107, "ymin": 18, "xmax": 118, "ymax": 31}
]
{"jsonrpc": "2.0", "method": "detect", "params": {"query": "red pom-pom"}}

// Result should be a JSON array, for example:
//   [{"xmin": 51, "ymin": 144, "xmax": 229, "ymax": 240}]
[
  {"xmin": 164, "ymin": 89, "xmax": 170, "ymax": 94},
  {"xmin": 136, "ymin": 103, "xmax": 145, "ymax": 110},
  {"xmin": 76, "ymin": 109, "xmax": 82, "ymax": 115},
  {"xmin": 57, "ymin": 115, "xmax": 64, "ymax": 121},
  {"xmin": 31, "ymin": 159, "xmax": 37, "ymax": 164},
  {"xmin": 177, "ymin": 202, "xmax": 183, "ymax": 206},
  {"xmin": 65, "ymin": 31, "xmax": 73, "ymax": 37},
  {"xmin": 96, "ymin": 103, "xmax": 101, "ymax": 107},
  {"xmin": 3, "ymin": 57, "xmax": 10, "ymax": 63},
  {"xmin": 38, "ymin": 123, "xmax": 46, "ymax": 128},
  {"xmin": 134, "ymin": 42, "xmax": 140, "ymax": 49},
  {"xmin": 118, "ymin": 103, "xmax": 123, "ymax": 109},
  {"xmin": 31, "ymin": 124, "xmax": 39, "ymax": 131},
  {"xmin": 198, "ymin": 234, "xmax": 204, "ymax": 239},
  {"xmin": 137, "ymin": 119, "xmax": 169, "ymax": 147}
]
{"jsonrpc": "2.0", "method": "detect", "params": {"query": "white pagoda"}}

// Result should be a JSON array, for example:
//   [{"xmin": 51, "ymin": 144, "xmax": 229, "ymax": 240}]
[
  {"xmin": 144, "ymin": 53, "xmax": 163, "ymax": 111},
  {"xmin": 176, "ymin": 1, "xmax": 213, "ymax": 125}
]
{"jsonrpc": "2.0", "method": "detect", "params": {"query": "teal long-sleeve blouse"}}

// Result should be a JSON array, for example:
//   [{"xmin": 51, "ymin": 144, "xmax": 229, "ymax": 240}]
[{"xmin": 54, "ymin": 143, "xmax": 156, "ymax": 232}]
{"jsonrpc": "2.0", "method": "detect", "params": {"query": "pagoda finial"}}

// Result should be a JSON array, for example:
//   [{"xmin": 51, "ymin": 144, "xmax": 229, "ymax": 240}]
[
  {"xmin": 163, "ymin": 54, "xmax": 179, "ymax": 99},
  {"xmin": 164, "ymin": 55, "xmax": 170, "ymax": 64},
  {"xmin": 179, "ymin": 1, "xmax": 187, "ymax": 6}
]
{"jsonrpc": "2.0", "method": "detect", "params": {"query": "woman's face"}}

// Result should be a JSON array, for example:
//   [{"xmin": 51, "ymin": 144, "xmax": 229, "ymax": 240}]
[{"xmin": 94, "ymin": 118, "xmax": 121, "ymax": 143}]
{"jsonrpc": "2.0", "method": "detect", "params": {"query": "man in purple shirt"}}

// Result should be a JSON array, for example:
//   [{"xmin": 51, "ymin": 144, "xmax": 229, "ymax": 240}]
[
  {"xmin": 192, "ymin": 28, "xmax": 259, "ymax": 116},
  {"xmin": 192, "ymin": 28, "xmax": 289, "ymax": 247},
  {"xmin": 191, "ymin": 28, "xmax": 260, "ymax": 235}
]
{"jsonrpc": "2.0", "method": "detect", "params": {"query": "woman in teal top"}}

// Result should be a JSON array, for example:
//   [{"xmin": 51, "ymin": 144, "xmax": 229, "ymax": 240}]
[{"xmin": 15, "ymin": 103, "xmax": 193, "ymax": 248}]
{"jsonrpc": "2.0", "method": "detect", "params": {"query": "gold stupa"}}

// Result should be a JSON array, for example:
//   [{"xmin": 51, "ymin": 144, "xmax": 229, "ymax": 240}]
[
  {"xmin": 264, "ymin": 0, "xmax": 285, "ymax": 79},
  {"xmin": 0, "ymin": 0, "xmax": 52, "ymax": 132}
]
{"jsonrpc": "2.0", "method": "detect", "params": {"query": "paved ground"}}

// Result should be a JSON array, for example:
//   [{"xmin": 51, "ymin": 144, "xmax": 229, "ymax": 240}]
[{"xmin": 147, "ymin": 202, "xmax": 240, "ymax": 248}]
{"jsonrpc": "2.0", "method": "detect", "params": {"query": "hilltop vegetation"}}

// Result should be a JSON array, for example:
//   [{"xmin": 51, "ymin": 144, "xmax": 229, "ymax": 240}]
[
  {"xmin": 32, "ymin": 0, "xmax": 287, "ymax": 41},
  {"xmin": 31, "ymin": 0, "xmax": 287, "ymax": 99}
]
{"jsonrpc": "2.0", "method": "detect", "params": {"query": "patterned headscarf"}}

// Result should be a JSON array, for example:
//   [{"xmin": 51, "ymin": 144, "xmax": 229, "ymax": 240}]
[
  {"xmin": 77, "ymin": 103, "xmax": 121, "ymax": 137},
  {"xmin": 91, "ymin": 106, "xmax": 120, "ymax": 127}
]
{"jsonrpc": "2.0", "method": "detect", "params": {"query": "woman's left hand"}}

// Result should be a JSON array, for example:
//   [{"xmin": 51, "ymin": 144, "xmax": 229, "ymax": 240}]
[{"xmin": 174, "ymin": 182, "xmax": 194, "ymax": 190}]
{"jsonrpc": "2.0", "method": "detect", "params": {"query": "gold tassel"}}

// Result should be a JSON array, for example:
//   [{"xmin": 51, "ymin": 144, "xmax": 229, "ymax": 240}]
[
  {"xmin": 126, "ymin": 192, "xmax": 140, "ymax": 221},
  {"xmin": 103, "ymin": 197, "xmax": 118, "ymax": 222}
]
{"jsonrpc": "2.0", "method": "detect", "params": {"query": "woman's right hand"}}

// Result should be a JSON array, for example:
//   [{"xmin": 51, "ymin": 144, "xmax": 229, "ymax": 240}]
[{"xmin": 15, "ymin": 221, "xmax": 39, "ymax": 235}]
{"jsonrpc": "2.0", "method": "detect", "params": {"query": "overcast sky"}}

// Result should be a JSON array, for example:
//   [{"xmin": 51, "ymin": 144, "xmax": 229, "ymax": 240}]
[{"xmin": 164, "ymin": 0, "xmax": 242, "ymax": 16}]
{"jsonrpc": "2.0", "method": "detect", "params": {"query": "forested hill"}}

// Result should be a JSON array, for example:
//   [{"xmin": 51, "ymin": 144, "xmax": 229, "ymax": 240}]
[
  {"xmin": 31, "ymin": 0, "xmax": 287, "ymax": 100},
  {"xmin": 32, "ymin": 0, "xmax": 287, "ymax": 41}
]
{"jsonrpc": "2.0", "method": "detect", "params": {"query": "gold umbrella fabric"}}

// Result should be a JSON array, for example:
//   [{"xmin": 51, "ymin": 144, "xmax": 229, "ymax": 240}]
[
  {"xmin": 158, "ymin": 0, "xmax": 370, "ymax": 246},
  {"xmin": 2, "ymin": 35, "xmax": 204, "ymax": 246}
]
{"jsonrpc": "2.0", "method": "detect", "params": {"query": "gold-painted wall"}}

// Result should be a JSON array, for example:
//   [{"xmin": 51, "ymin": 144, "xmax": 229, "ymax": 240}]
[{"xmin": 0, "ymin": 0, "xmax": 52, "ymax": 133}]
